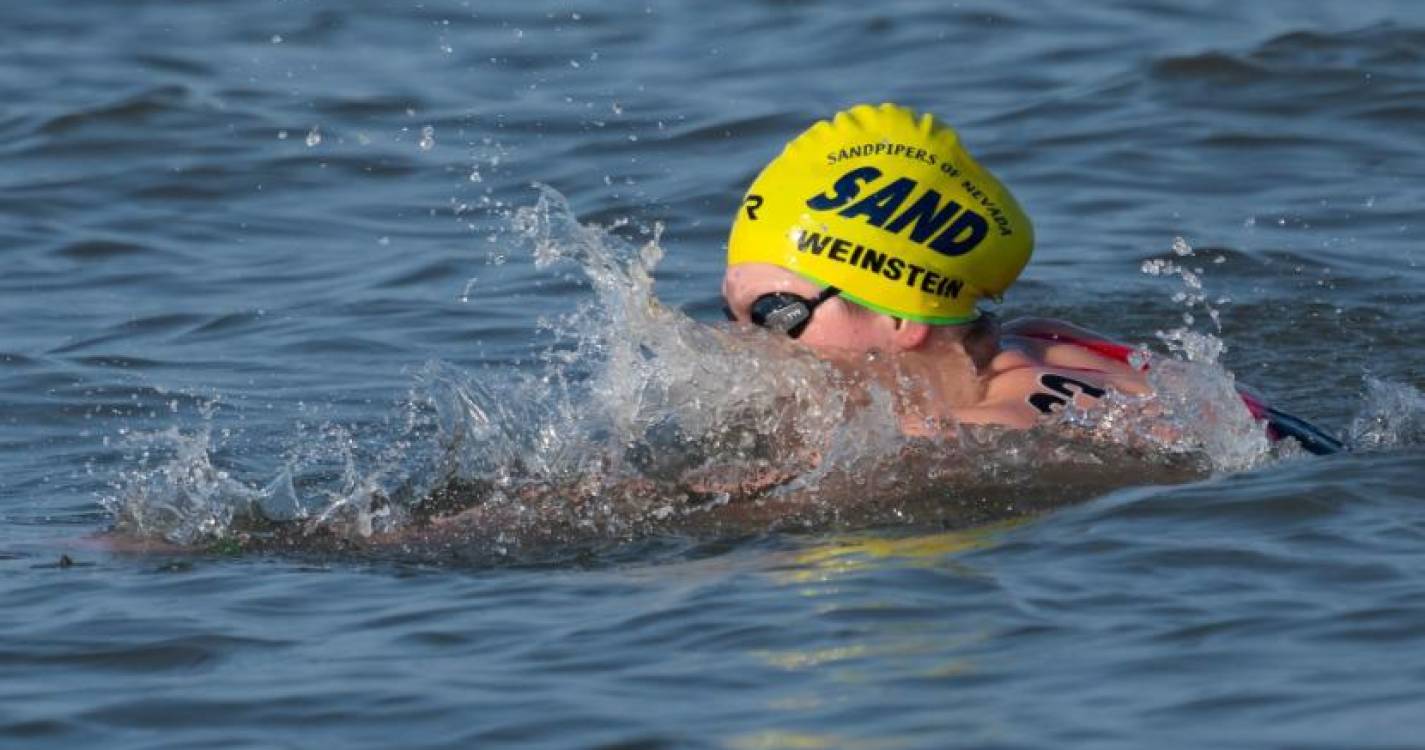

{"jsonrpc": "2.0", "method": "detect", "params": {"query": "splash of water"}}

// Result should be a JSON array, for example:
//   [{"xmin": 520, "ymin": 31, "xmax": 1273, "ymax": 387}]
[
  {"xmin": 417, "ymin": 187, "xmax": 886, "ymax": 520},
  {"xmin": 1140, "ymin": 236, "xmax": 1228, "ymax": 364},
  {"xmin": 1117, "ymin": 236, "xmax": 1273, "ymax": 470},
  {"xmin": 103, "ymin": 403, "xmax": 261, "ymax": 546},
  {"xmin": 1059, "ymin": 357, "xmax": 1272, "ymax": 474},
  {"xmin": 1348, "ymin": 377, "xmax": 1425, "ymax": 450}
]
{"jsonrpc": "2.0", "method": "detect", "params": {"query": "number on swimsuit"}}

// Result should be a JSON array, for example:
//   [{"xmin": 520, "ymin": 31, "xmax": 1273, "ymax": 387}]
[{"xmin": 1028, "ymin": 373, "xmax": 1107, "ymax": 415}]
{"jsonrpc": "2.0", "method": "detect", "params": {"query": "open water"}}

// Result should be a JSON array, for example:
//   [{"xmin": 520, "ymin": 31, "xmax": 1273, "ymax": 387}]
[{"xmin": 4, "ymin": 1, "xmax": 1425, "ymax": 747}]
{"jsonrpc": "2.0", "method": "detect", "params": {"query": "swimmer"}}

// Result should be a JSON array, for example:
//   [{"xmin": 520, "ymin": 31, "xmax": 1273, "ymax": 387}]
[
  {"xmin": 723, "ymin": 103, "xmax": 1341, "ymax": 454},
  {"xmin": 94, "ymin": 105, "xmax": 1342, "ymax": 557}
]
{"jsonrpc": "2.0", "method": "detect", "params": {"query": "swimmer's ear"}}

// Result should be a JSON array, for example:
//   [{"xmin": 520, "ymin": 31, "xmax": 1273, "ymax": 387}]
[{"xmin": 892, "ymin": 319, "xmax": 931, "ymax": 351}]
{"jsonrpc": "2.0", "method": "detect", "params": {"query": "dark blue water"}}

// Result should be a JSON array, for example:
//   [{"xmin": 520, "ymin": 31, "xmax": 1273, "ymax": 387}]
[{"xmin": 4, "ymin": 1, "xmax": 1425, "ymax": 747}]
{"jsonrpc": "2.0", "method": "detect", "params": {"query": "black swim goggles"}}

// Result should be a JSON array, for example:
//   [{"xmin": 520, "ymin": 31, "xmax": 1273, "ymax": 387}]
[{"xmin": 723, "ymin": 286, "xmax": 841, "ymax": 339}]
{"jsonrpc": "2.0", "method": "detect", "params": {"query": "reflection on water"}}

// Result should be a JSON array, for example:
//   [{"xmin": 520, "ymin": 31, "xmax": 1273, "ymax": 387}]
[{"xmin": 783, "ymin": 520, "xmax": 1028, "ymax": 582}]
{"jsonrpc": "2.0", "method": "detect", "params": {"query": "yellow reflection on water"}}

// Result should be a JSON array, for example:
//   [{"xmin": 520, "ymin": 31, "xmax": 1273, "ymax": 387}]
[{"xmin": 781, "ymin": 517, "xmax": 1031, "ymax": 585}]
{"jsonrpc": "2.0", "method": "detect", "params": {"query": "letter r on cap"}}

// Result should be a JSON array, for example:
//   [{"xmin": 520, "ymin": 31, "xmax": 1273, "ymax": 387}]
[{"xmin": 744, "ymin": 195, "xmax": 764, "ymax": 220}]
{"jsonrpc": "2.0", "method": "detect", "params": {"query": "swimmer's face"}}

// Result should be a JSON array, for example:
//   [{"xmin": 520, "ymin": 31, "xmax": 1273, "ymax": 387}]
[{"xmin": 722, "ymin": 263, "xmax": 909, "ymax": 353}]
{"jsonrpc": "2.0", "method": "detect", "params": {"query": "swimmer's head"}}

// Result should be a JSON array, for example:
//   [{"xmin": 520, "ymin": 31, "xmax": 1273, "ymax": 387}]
[{"xmin": 727, "ymin": 103, "xmax": 1033, "ymax": 325}]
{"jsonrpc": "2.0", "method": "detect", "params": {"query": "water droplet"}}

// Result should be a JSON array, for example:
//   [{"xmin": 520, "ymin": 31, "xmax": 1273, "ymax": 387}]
[
  {"xmin": 271, "ymin": 34, "xmax": 283, "ymax": 44},
  {"xmin": 419, "ymin": 125, "xmax": 435, "ymax": 151},
  {"xmin": 377, "ymin": 236, "xmax": 391, "ymax": 246},
  {"xmin": 277, "ymin": 130, "xmax": 288, "ymax": 140},
  {"xmin": 305, "ymin": 126, "xmax": 321, "ymax": 147}
]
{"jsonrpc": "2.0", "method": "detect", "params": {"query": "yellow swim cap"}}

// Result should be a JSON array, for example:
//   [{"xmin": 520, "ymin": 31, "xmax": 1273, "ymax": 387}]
[{"xmin": 728, "ymin": 103, "xmax": 1033, "ymax": 324}]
